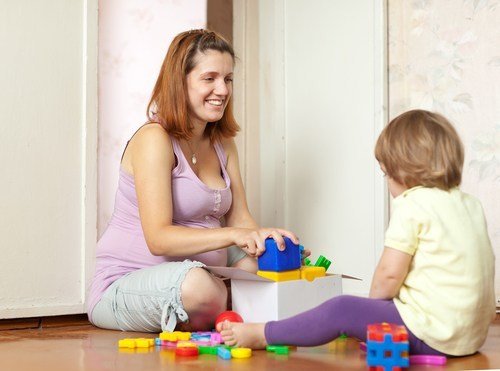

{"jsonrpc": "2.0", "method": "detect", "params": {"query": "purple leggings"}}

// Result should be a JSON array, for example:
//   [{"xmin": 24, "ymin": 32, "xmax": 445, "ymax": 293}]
[{"xmin": 265, "ymin": 295, "xmax": 444, "ymax": 355}]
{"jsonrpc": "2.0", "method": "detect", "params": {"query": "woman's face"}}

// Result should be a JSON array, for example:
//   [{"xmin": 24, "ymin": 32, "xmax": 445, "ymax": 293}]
[{"xmin": 186, "ymin": 50, "xmax": 234, "ymax": 127}]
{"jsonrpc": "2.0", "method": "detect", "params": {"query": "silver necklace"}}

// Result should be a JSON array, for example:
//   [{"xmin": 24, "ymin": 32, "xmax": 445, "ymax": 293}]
[{"xmin": 186, "ymin": 139, "xmax": 200, "ymax": 165}]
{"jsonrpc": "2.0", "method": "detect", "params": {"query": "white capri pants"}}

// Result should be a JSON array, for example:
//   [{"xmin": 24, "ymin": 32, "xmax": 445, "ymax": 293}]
[{"xmin": 90, "ymin": 247, "xmax": 246, "ymax": 333}]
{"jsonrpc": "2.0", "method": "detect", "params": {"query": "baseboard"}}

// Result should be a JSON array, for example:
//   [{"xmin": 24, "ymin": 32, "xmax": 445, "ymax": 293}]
[{"xmin": 0, "ymin": 313, "xmax": 90, "ymax": 331}]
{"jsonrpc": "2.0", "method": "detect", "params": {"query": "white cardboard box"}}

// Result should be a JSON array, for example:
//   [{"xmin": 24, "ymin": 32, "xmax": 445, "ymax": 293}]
[{"xmin": 206, "ymin": 266, "xmax": 359, "ymax": 323}]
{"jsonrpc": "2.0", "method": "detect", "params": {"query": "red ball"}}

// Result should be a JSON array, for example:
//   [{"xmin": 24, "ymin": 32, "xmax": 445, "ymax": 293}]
[
  {"xmin": 215, "ymin": 310, "xmax": 244, "ymax": 329},
  {"xmin": 175, "ymin": 347, "xmax": 199, "ymax": 357}
]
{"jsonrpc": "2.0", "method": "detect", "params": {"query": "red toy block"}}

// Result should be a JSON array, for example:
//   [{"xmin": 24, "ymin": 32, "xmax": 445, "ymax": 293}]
[
  {"xmin": 367, "ymin": 323, "xmax": 408, "ymax": 342},
  {"xmin": 175, "ymin": 346, "xmax": 199, "ymax": 357}
]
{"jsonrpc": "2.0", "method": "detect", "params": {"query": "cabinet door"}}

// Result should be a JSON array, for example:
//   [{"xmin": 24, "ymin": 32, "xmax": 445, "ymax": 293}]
[{"xmin": 0, "ymin": 0, "xmax": 97, "ymax": 318}]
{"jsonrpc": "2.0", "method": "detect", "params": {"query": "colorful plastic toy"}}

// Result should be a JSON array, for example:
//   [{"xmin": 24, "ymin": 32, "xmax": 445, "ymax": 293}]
[
  {"xmin": 266, "ymin": 345, "xmax": 290, "ymax": 355},
  {"xmin": 257, "ymin": 269, "xmax": 301, "ymax": 282},
  {"xmin": 210, "ymin": 332, "xmax": 223, "ymax": 344},
  {"xmin": 409, "ymin": 355, "xmax": 447, "ymax": 365},
  {"xmin": 216, "ymin": 311, "xmax": 243, "ymax": 325},
  {"xmin": 258, "ymin": 237, "xmax": 301, "ymax": 272},
  {"xmin": 159, "ymin": 331, "xmax": 191, "ymax": 342},
  {"xmin": 118, "ymin": 338, "xmax": 154, "ymax": 348},
  {"xmin": 175, "ymin": 346, "xmax": 199, "ymax": 357},
  {"xmin": 231, "ymin": 347, "xmax": 252, "ymax": 358},
  {"xmin": 299, "ymin": 266, "xmax": 326, "ymax": 281},
  {"xmin": 215, "ymin": 311, "xmax": 244, "ymax": 332},
  {"xmin": 217, "ymin": 346, "xmax": 232, "ymax": 360},
  {"xmin": 366, "ymin": 323, "xmax": 409, "ymax": 371},
  {"xmin": 198, "ymin": 345, "xmax": 219, "ymax": 355},
  {"xmin": 177, "ymin": 341, "xmax": 197, "ymax": 348},
  {"xmin": 314, "ymin": 255, "xmax": 332, "ymax": 272}
]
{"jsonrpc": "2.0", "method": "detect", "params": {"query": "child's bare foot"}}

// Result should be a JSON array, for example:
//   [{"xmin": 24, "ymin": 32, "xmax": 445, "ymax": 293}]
[{"xmin": 220, "ymin": 320, "xmax": 268, "ymax": 349}]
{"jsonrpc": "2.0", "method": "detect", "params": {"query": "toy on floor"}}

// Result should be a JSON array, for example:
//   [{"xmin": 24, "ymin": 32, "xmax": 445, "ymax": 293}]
[
  {"xmin": 215, "ymin": 310, "xmax": 244, "ymax": 332},
  {"xmin": 409, "ymin": 355, "xmax": 447, "ymax": 365},
  {"xmin": 147, "ymin": 329, "xmax": 254, "ymax": 361},
  {"xmin": 360, "ymin": 333, "xmax": 447, "ymax": 367},
  {"xmin": 266, "ymin": 345, "xmax": 290, "ymax": 355},
  {"xmin": 118, "ymin": 338, "xmax": 155, "ymax": 349},
  {"xmin": 366, "ymin": 322, "xmax": 409, "ymax": 371}
]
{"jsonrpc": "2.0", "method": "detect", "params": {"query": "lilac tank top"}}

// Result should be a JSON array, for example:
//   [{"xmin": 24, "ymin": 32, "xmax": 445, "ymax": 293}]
[{"xmin": 87, "ymin": 136, "xmax": 232, "ymax": 318}]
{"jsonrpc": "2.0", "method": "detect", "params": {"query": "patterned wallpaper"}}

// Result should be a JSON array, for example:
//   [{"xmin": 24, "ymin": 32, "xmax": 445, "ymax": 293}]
[
  {"xmin": 388, "ymin": 0, "xmax": 500, "ymax": 297},
  {"xmin": 98, "ymin": 0, "xmax": 206, "ymax": 236}
]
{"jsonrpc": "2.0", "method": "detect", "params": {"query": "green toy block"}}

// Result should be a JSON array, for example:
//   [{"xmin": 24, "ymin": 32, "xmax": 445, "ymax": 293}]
[
  {"xmin": 275, "ymin": 346, "xmax": 290, "ymax": 355},
  {"xmin": 304, "ymin": 257, "xmax": 312, "ymax": 266},
  {"xmin": 199, "ymin": 346, "xmax": 218, "ymax": 355},
  {"xmin": 266, "ymin": 345, "xmax": 289, "ymax": 354},
  {"xmin": 314, "ymin": 255, "xmax": 331, "ymax": 271}
]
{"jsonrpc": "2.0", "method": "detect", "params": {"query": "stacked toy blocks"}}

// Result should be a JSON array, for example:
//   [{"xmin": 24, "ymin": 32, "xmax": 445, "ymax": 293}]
[
  {"xmin": 257, "ymin": 237, "xmax": 332, "ymax": 282},
  {"xmin": 366, "ymin": 323, "xmax": 409, "ymax": 371},
  {"xmin": 257, "ymin": 237, "xmax": 302, "ymax": 281}
]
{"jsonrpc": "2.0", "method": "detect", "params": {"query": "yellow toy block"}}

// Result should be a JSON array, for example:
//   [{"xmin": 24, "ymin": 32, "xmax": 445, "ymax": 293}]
[
  {"xmin": 135, "ymin": 338, "xmax": 154, "ymax": 348},
  {"xmin": 257, "ymin": 269, "xmax": 301, "ymax": 282},
  {"xmin": 118, "ymin": 339, "xmax": 136, "ymax": 348},
  {"xmin": 160, "ymin": 331, "xmax": 191, "ymax": 342},
  {"xmin": 231, "ymin": 347, "xmax": 252, "ymax": 358},
  {"xmin": 300, "ymin": 266, "xmax": 326, "ymax": 282},
  {"xmin": 177, "ymin": 341, "xmax": 197, "ymax": 348},
  {"xmin": 118, "ymin": 338, "xmax": 154, "ymax": 348},
  {"xmin": 174, "ymin": 331, "xmax": 191, "ymax": 341},
  {"xmin": 159, "ymin": 332, "xmax": 177, "ymax": 341}
]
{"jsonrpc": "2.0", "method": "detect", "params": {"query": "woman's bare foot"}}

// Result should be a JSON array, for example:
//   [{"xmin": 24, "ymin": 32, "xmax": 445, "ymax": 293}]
[{"xmin": 220, "ymin": 320, "xmax": 268, "ymax": 349}]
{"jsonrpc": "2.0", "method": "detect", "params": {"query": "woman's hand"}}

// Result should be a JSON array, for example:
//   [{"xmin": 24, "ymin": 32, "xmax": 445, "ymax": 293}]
[
  {"xmin": 231, "ymin": 227, "xmax": 299, "ymax": 258},
  {"xmin": 302, "ymin": 248, "xmax": 312, "ymax": 261}
]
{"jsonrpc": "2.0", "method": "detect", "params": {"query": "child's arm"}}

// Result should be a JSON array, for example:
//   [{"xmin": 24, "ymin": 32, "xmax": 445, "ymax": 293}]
[{"xmin": 369, "ymin": 247, "xmax": 412, "ymax": 300}]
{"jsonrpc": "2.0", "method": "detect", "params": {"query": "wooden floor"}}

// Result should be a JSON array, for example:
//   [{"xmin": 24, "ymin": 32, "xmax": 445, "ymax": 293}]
[{"xmin": 0, "ymin": 314, "xmax": 499, "ymax": 370}]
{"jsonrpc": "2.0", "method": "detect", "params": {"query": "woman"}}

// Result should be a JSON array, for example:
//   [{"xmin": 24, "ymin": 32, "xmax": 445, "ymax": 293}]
[{"xmin": 88, "ymin": 29, "xmax": 299, "ymax": 333}]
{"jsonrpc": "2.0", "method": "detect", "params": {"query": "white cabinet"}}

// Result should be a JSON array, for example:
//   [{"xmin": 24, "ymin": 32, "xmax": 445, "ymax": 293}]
[{"xmin": 0, "ymin": 0, "xmax": 97, "ymax": 318}]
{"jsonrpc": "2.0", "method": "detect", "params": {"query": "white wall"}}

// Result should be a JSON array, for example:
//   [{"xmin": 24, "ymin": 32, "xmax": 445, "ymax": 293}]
[
  {"xmin": 235, "ymin": 0, "xmax": 387, "ymax": 295},
  {"xmin": 0, "ymin": 0, "xmax": 97, "ymax": 318},
  {"xmin": 282, "ymin": 0, "xmax": 387, "ymax": 295},
  {"xmin": 98, "ymin": 0, "xmax": 206, "ymax": 236}
]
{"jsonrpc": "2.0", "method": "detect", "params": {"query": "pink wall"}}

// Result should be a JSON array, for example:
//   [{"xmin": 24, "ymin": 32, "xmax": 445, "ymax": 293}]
[
  {"xmin": 388, "ymin": 0, "xmax": 500, "ymax": 297},
  {"xmin": 98, "ymin": 0, "xmax": 206, "ymax": 235}
]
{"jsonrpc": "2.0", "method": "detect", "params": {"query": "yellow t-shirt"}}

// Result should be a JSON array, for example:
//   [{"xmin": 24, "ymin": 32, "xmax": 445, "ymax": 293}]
[{"xmin": 386, "ymin": 186, "xmax": 496, "ymax": 356}]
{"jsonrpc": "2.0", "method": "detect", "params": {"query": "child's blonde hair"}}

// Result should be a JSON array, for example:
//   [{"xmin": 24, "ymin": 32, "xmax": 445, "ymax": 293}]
[{"xmin": 375, "ymin": 109, "xmax": 464, "ymax": 190}]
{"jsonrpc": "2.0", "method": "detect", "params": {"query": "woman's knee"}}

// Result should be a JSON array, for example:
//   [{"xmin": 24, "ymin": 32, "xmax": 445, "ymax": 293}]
[{"xmin": 181, "ymin": 267, "xmax": 227, "ymax": 316}]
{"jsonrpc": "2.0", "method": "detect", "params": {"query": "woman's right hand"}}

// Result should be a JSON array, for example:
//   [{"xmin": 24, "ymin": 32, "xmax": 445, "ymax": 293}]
[{"xmin": 231, "ymin": 227, "xmax": 299, "ymax": 258}]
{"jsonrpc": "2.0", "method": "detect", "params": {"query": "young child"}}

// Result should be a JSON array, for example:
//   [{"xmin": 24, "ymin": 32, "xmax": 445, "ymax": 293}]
[{"xmin": 220, "ymin": 109, "xmax": 496, "ymax": 356}]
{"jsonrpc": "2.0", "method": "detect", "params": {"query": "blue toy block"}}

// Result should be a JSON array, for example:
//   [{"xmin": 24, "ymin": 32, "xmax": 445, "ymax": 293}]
[
  {"xmin": 258, "ymin": 237, "xmax": 301, "ymax": 272},
  {"xmin": 217, "ymin": 346, "xmax": 232, "ymax": 360},
  {"xmin": 366, "ymin": 333, "xmax": 409, "ymax": 371}
]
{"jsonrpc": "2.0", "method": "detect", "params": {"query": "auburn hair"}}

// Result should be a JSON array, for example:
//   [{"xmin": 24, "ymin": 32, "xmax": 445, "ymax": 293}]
[
  {"xmin": 147, "ymin": 29, "xmax": 239, "ymax": 141},
  {"xmin": 375, "ymin": 109, "xmax": 464, "ymax": 190}
]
